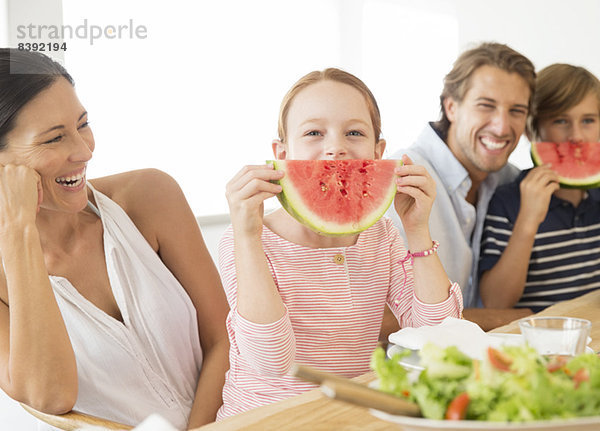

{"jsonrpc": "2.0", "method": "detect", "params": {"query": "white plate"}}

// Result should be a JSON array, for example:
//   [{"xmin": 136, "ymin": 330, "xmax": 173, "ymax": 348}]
[
  {"xmin": 387, "ymin": 333, "xmax": 593, "ymax": 372},
  {"xmin": 370, "ymin": 408, "xmax": 600, "ymax": 431}
]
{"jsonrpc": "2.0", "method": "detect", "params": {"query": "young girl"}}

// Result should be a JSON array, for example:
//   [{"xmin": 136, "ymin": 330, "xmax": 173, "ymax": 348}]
[
  {"xmin": 218, "ymin": 68, "xmax": 463, "ymax": 419},
  {"xmin": 480, "ymin": 64, "xmax": 600, "ymax": 312}
]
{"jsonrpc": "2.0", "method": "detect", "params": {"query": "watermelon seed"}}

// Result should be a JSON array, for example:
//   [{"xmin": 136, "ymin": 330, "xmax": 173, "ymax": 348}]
[
  {"xmin": 363, "ymin": 191, "xmax": 369, "ymax": 197},
  {"xmin": 320, "ymin": 181, "xmax": 328, "ymax": 192}
]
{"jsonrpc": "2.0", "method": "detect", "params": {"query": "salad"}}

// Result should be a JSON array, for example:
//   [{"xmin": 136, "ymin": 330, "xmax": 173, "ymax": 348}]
[{"xmin": 371, "ymin": 343, "xmax": 600, "ymax": 422}]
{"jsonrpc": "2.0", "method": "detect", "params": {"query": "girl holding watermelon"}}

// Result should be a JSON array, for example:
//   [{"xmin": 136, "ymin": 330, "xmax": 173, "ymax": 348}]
[
  {"xmin": 219, "ymin": 68, "xmax": 464, "ymax": 418},
  {"xmin": 479, "ymin": 64, "xmax": 600, "ymax": 312}
]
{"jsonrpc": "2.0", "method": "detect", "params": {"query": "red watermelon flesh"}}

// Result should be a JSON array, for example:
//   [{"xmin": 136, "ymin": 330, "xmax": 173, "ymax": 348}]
[
  {"xmin": 531, "ymin": 141, "xmax": 600, "ymax": 188},
  {"xmin": 271, "ymin": 159, "xmax": 400, "ymax": 235}
]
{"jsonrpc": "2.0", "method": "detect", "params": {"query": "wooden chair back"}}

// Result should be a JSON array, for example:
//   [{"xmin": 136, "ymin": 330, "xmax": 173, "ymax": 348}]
[{"xmin": 21, "ymin": 403, "xmax": 134, "ymax": 430}]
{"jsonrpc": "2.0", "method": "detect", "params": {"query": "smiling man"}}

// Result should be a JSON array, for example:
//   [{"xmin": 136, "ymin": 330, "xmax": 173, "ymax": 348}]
[{"xmin": 385, "ymin": 42, "xmax": 536, "ymax": 331}]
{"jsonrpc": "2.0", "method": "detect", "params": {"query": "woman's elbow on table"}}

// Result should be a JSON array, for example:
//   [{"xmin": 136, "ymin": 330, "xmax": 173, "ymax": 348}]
[
  {"xmin": 2, "ymin": 368, "xmax": 78, "ymax": 415},
  {"xmin": 9, "ymin": 384, "xmax": 77, "ymax": 415}
]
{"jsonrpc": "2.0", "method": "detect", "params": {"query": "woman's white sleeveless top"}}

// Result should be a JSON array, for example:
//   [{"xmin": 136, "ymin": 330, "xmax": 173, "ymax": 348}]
[{"xmin": 42, "ymin": 183, "xmax": 202, "ymax": 429}]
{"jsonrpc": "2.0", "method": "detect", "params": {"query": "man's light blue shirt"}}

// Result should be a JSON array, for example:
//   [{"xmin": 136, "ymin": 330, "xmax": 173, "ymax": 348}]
[{"xmin": 386, "ymin": 123, "xmax": 519, "ymax": 308}]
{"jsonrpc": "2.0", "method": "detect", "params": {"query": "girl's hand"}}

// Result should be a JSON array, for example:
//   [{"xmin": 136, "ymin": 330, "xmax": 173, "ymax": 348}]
[
  {"xmin": 0, "ymin": 164, "xmax": 42, "ymax": 234},
  {"xmin": 393, "ymin": 155, "xmax": 436, "ymax": 237},
  {"xmin": 225, "ymin": 164, "xmax": 284, "ymax": 237},
  {"xmin": 518, "ymin": 165, "xmax": 560, "ymax": 228}
]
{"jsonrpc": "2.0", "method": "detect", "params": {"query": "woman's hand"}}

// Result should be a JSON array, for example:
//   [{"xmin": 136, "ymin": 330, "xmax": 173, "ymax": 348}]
[
  {"xmin": 225, "ymin": 164, "xmax": 283, "ymax": 238},
  {"xmin": 518, "ymin": 165, "xmax": 560, "ymax": 229},
  {"xmin": 0, "ymin": 164, "xmax": 42, "ymax": 234},
  {"xmin": 393, "ymin": 155, "xmax": 436, "ymax": 239}
]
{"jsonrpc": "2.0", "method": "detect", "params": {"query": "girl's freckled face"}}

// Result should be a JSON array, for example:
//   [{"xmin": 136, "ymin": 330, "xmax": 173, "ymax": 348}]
[{"xmin": 283, "ymin": 80, "xmax": 383, "ymax": 160}]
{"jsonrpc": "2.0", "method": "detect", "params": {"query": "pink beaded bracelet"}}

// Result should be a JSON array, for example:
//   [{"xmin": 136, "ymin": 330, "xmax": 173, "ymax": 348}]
[
  {"xmin": 399, "ymin": 240, "xmax": 440, "ymax": 265},
  {"xmin": 397, "ymin": 240, "xmax": 440, "ymax": 293}
]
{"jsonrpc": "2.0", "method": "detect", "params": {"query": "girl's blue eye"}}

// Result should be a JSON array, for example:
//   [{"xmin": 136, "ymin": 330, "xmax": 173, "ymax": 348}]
[
  {"xmin": 583, "ymin": 118, "xmax": 597, "ymax": 124},
  {"xmin": 306, "ymin": 130, "xmax": 321, "ymax": 136},
  {"xmin": 347, "ymin": 130, "xmax": 363, "ymax": 136},
  {"xmin": 553, "ymin": 119, "xmax": 568, "ymax": 125}
]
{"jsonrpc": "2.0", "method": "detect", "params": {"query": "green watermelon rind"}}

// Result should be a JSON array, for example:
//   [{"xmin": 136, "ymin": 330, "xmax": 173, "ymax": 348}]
[
  {"xmin": 269, "ymin": 159, "xmax": 401, "ymax": 236},
  {"xmin": 530, "ymin": 142, "xmax": 600, "ymax": 189}
]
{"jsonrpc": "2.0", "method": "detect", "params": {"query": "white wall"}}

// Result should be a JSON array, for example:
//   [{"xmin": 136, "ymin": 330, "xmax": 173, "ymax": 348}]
[
  {"xmin": 197, "ymin": 216, "xmax": 230, "ymax": 264},
  {"xmin": 0, "ymin": 0, "xmax": 7, "ymax": 45},
  {"xmin": 7, "ymin": 0, "xmax": 63, "ymax": 60},
  {"xmin": 455, "ymin": 0, "xmax": 600, "ymax": 74}
]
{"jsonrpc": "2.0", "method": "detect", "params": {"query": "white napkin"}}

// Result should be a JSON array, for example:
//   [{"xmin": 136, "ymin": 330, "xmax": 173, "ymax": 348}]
[
  {"xmin": 132, "ymin": 414, "xmax": 178, "ymax": 431},
  {"xmin": 388, "ymin": 317, "xmax": 522, "ymax": 360}
]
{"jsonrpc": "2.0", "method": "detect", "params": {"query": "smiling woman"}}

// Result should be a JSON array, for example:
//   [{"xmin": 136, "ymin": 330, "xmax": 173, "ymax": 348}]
[
  {"xmin": 0, "ymin": 48, "xmax": 229, "ymax": 429},
  {"xmin": 3, "ymin": 77, "xmax": 93, "ymax": 212}
]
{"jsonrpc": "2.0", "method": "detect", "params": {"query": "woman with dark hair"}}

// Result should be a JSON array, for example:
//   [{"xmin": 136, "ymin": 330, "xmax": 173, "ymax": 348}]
[{"xmin": 0, "ymin": 48, "xmax": 229, "ymax": 429}]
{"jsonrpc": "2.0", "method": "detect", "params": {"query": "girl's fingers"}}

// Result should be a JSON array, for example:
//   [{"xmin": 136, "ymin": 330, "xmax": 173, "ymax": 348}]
[
  {"xmin": 227, "ymin": 165, "xmax": 283, "ymax": 195},
  {"xmin": 396, "ymin": 176, "xmax": 427, "ymax": 192},
  {"xmin": 244, "ymin": 191, "xmax": 281, "ymax": 208},
  {"xmin": 395, "ymin": 164, "xmax": 429, "ymax": 177},
  {"xmin": 396, "ymin": 185, "xmax": 429, "ymax": 203},
  {"xmin": 396, "ymin": 176, "xmax": 435, "ymax": 198},
  {"xmin": 239, "ymin": 177, "xmax": 282, "ymax": 198},
  {"xmin": 400, "ymin": 154, "xmax": 414, "ymax": 166},
  {"xmin": 228, "ymin": 164, "xmax": 282, "ymax": 185},
  {"xmin": 230, "ymin": 177, "xmax": 282, "ymax": 203}
]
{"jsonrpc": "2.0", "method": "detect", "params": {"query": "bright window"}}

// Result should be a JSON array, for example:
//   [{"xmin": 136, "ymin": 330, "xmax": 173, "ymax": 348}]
[{"xmin": 361, "ymin": 0, "xmax": 458, "ymax": 156}]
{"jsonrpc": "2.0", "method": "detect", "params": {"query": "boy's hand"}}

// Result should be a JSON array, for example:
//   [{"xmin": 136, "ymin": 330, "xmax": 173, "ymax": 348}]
[{"xmin": 518, "ymin": 165, "xmax": 560, "ymax": 228}]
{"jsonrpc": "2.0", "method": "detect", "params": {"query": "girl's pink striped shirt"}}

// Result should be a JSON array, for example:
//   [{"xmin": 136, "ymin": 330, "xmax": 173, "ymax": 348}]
[{"xmin": 216, "ymin": 217, "xmax": 463, "ymax": 420}]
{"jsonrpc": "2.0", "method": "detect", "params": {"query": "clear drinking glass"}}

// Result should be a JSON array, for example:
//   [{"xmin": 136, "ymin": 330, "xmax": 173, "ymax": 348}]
[{"xmin": 518, "ymin": 316, "xmax": 591, "ymax": 357}]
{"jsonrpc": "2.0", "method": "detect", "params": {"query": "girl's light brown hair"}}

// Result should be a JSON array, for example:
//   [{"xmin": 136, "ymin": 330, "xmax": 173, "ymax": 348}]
[
  {"xmin": 527, "ymin": 63, "xmax": 600, "ymax": 141},
  {"xmin": 277, "ymin": 68, "xmax": 381, "ymax": 143}
]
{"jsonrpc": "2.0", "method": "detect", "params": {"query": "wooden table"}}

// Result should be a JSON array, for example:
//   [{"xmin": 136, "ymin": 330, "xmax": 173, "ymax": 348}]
[
  {"xmin": 196, "ymin": 290, "xmax": 600, "ymax": 430},
  {"xmin": 490, "ymin": 289, "xmax": 600, "ymax": 350}
]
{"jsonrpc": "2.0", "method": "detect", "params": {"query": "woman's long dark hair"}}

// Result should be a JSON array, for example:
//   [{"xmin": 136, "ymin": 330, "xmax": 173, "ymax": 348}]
[{"xmin": 0, "ymin": 48, "xmax": 74, "ymax": 150}]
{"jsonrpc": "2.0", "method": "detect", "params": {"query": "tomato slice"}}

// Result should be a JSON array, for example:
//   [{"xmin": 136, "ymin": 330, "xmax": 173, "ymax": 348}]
[
  {"xmin": 546, "ymin": 355, "xmax": 569, "ymax": 373},
  {"xmin": 445, "ymin": 392, "xmax": 470, "ymax": 420},
  {"xmin": 487, "ymin": 347, "xmax": 513, "ymax": 372},
  {"xmin": 573, "ymin": 368, "xmax": 590, "ymax": 389}
]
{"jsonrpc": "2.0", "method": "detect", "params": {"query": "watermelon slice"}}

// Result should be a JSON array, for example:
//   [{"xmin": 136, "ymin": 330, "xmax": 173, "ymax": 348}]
[
  {"xmin": 270, "ymin": 159, "xmax": 400, "ymax": 235},
  {"xmin": 531, "ymin": 141, "xmax": 600, "ymax": 188}
]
